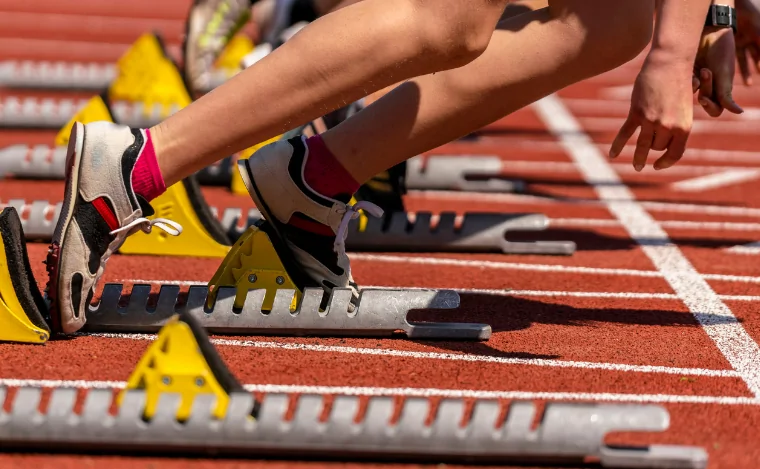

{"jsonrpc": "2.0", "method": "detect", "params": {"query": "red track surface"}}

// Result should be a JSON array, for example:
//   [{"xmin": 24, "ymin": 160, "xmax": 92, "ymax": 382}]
[{"xmin": 2, "ymin": 2, "xmax": 760, "ymax": 469}]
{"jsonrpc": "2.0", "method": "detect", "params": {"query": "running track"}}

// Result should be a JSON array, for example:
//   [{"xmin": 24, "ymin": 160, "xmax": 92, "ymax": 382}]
[{"xmin": 1, "ymin": 1, "xmax": 760, "ymax": 468}]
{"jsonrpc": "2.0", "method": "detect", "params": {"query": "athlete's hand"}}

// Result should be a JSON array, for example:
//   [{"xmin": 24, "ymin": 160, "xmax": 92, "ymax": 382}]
[
  {"xmin": 692, "ymin": 26, "xmax": 744, "ymax": 117},
  {"xmin": 609, "ymin": 58, "xmax": 694, "ymax": 171},
  {"xmin": 735, "ymin": 0, "xmax": 760, "ymax": 85}
]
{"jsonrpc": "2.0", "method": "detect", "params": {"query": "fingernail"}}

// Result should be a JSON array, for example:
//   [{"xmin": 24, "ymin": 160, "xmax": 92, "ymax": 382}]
[
  {"xmin": 634, "ymin": 164, "xmax": 643, "ymax": 172},
  {"xmin": 698, "ymin": 97, "xmax": 709, "ymax": 106}
]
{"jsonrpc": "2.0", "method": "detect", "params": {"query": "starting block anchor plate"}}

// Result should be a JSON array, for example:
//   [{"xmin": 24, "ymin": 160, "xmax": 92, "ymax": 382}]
[
  {"xmin": 82, "ymin": 283, "xmax": 491, "ymax": 340},
  {"xmin": 0, "ymin": 387, "xmax": 708, "ymax": 468}
]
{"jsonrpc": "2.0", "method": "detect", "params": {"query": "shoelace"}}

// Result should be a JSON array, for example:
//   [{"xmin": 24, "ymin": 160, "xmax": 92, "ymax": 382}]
[
  {"xmin": 110, "ymin": 217, "xmax": 184, "ymax": 237},
  {"xmin": 334, "ymin": 201, "xmax": 384, "ymax": 255}
]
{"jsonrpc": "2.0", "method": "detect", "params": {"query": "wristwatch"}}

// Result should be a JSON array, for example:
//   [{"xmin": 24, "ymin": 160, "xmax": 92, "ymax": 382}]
[{"xmin": 705, "ymin": 4, "xmax": 737, "ymax": 34}]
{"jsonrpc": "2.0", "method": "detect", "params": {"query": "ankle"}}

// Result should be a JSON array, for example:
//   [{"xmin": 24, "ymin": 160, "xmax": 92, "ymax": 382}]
[
  {"xmin": 131, "ymin": 128, "xmax": 167, "ymax": 202},
  {"xmin": 302, "ymin": 134, "xmax": 360, "ymax": 202}
]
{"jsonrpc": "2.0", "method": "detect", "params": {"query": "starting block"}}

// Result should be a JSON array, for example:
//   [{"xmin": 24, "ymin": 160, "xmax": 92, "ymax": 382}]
[
  {"xmin": 119, "ymin": 312, "xmax": 250, "ymax": 421},
  {"xmin": 0, "ymin": 207, "xmax": 51, "ymax": 344},
  {"xmin": 0, "ymin": 386, "xmax": 708, "ymax": 466},
  {"xmin": 216, "ymin": 208, "xmax": 575, "ymax": 256},
  {"xmin": 83, "ymin": 220, "xmax": 490, "ymax": 339}
]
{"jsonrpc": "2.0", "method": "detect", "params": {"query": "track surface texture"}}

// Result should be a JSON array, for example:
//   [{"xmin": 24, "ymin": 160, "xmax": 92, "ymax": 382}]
[{"xmin": 2, "ymin": 2, "xmax": 760, "ymax": 468}]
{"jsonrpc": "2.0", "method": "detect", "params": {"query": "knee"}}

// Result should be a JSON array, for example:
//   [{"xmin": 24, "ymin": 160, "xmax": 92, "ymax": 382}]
[
  {"xmin": 407, "ymin": 0, "xmax": 508, "ymax": 68},
  {"xmin": 557, "ymin": 0, "xmax": 654, "ymax": 71}
]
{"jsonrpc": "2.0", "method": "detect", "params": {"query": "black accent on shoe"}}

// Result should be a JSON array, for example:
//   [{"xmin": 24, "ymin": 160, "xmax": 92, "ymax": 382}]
[
  {"xmin": 70, "ymin": 273, "xmax": 83, "ymax": 319},
  {"xmin": 280, "ymin": 217, "xmax": 345, "ymax": 277},
  {"xmin": 72, "ymin": 194, "xmax": 116, "ymax": 276},
  {"xmin": 286, "ymin": 136, "xmax": 340, "ymax": 208},
  {"xmin": 122, "ymin": 128, "xmax": 145, "ymax": 212}
]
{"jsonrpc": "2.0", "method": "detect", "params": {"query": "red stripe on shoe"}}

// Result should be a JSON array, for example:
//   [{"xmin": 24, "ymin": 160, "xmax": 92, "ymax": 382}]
[
  {"xmin": 92, "ymin": 197, "xmax": 119, "ymax": 232},
  {"xmin": 288, "ymin": 215, "xmax": 335, "ymax": 236}
]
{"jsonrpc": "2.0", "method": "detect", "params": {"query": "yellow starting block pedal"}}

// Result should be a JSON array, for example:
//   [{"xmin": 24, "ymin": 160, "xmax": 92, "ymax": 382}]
[
  {"xmin": 214, "ymin": 34, "xmax": 254, "ymax": 76},
  {"xmin": 119, "ymin": 311, "xmax": 254, "ymax": 421},
  {"xmin": 0, "ymin": 207, "xmax": 51, "ymax": 344},
  {"xmin": 207, "ymin": 219, "xmax": 322, "ymax": 312},
  {"xmin": 109, "ymin": 32, "xmax": 192, "ymax": 118},
  {"xmin": 119, "ymin": 176, "xmax": 231, "ymax": 258}
]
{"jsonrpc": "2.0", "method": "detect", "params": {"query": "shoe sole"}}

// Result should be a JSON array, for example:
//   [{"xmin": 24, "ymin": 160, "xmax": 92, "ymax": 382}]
[{"xmin": 45, "ymin": 122, "xmax": 85, "ymax": 334}]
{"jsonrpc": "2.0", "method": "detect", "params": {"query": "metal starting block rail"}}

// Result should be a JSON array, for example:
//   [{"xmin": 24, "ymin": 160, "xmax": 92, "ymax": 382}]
[
  {"xmin": 0, "ymin": 60, "xmax": 227, "ymax": 92},
  {"xmin": 0, "ymin": 386, "xmax": 707, "ymax": 468},
  {"xmin": 83, "ymin": 284, "xmax": 490, "ymax": 340},
  {"xmin": 4, "ymin": 198, "xmax": 575, "ymax": 255},
  {"xmin": 219, "ymin": 207, "xmax": 576, "ymax": 255},
  {"xmin": 407, "ymin": 155, "xmax": 525, "ymax": 193},
  {"xmin": 0, "ymin": 96, "xmax": 180, "ymax": 128}
]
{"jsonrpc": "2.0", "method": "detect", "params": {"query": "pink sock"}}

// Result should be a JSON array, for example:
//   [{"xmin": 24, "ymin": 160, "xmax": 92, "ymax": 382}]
[
  {"xmin": 131, "ymin": 129, "xmax": 166, "ymax": 202},
  {"xmin": 303, "ymin": 135, "xmax": 359, "ymax": 200}
]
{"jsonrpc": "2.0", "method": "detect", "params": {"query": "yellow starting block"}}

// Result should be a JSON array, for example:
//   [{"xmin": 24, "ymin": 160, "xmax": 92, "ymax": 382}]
[
  {"xmin": 0, "ymin": 207, "xmax": 50, "ymax": 344},
  {"xmin": 109, "ymin": 32, "xmax": 192, "ymax": 116},
  {"xmin": 119, "ymin": 312, "xmax": 251, "ymax": 421},
  {"xmin": 214, "ymin": 34, "xmax": 255, "ymax": 76},
  {"xmin": 207, "ymin": 220, "xmax": 302, "ymax": 312}
]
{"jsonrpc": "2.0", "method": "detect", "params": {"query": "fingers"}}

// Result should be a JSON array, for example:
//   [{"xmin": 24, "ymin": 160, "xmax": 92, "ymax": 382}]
[
  {"xmin": 633, "ymin": 124, "xmax": 655, "ymax": 172},
  {"xmin": 697, "ymin": 69, "xmax": 724, "ymax": 117},
  {"xmin": 609, "ymin": 116, "xmax": 638, "ymax": 159},
  {"xmin": 654, "ymin": 129, "xmax": 689, "ymax": 171},
  {"xmin": 651, "ymin": 125, "xmax": 672, "ymax": 152}
]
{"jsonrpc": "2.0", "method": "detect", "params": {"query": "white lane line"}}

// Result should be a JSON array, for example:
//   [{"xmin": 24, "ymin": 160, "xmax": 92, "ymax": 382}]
[
  {"xmin": 0, "ymin": 378, "xmax": 756, "ymax": 406},
  {"xmin": 671, "ymin": 170, "xmax": 760, "ymax": 192},
  {"xmin": 408, "ymin": 190, "xmax": 760, "ymax": 218},
  {"xmin": 349, "ymin": 253, "xmax": 760, "ymax": 285},
  {"xmin": 85, "ymin": 331, "xmax": 739, "ymax": 378},
  {"xmin": 442, "ymin": 159, "xmax": 758, "ymax": 175},
  {"xmin": 534, "ymin": 94, "xmax": 760, "ymax": 397},
  {"xmin": 551, "ymin": 217, "xmax": 760, "ymax": 232}
]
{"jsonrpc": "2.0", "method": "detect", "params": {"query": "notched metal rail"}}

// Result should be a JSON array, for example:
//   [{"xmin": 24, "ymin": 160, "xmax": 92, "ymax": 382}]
[
  {"xmin": 0, "ymin": 145, "xmax": 67, "ymax": 179},
  {"xmin": 83, "ymin": 284, "xmax": 491, "ymax": 340},
  {"xmin": 406, "ymin": 155, "xmax": 525, "ymax": 193},
  {"xmin": 6, "ymin": 198, "xmax": 574, "ymax": 255},
  {"xmin": 0, "ymin": 96, "xmax": 180, "ymax": 128},
  {"xmin": 0, "ymin": 387, "xmax": 708, "ymax": 468},
  {"xmin": 220, "ymin": 208, "xmax": 576, "ymax": 255},
  {"xmin": 0, "ymin": 60, "xmax": 227, "ymax": 92}
]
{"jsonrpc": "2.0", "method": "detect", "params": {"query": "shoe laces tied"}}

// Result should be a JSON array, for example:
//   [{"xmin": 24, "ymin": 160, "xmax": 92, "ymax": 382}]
[
  {"xmin": 334, "ymin": 201, "xmax": 383, "ymax": 254},
  {"xmin": 110, "ymin": 217, "xmax": 184, "ymax": 237}
]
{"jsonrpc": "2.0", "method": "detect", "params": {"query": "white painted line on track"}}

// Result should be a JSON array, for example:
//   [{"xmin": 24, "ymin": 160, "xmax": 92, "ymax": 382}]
[
  {"xmin": 1, "ymin": 378, "xmax": 756, "ymax": 405},
  {"xmin": 533, "ymin": 94, "xmax": 760, "ymax": 397},
  {"xmin": 84, "ymin": 331, "xmax": 739, "ymax": 378},
  {"xmin": 671, "ymin": 170, "xmax": 760, "ymax": 192}
]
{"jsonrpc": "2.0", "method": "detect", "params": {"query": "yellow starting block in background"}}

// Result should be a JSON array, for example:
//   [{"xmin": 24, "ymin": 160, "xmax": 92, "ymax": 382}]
[
  {"xmin": 109, "ymin": 32, "xmax": 192, "ymax": 118},
  {"xmin": 214, "ymin": 34, "xmax": 255, "ymax": 75},
  {"xmin": 0, "ymin": 207, "xmax": 50, "ymax": 344}
]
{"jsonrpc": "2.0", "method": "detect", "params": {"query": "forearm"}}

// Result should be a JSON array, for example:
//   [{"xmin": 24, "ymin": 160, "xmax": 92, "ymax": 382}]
[{"xmin": 650, "ymin": 0, "xmax": 712, "ymax": 63}]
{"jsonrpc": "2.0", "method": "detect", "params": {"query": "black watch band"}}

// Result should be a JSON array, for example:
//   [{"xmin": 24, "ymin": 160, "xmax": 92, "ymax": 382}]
[{"xmin": 705, "ymin": 4, "xmax": 737, "ymax": 33}]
